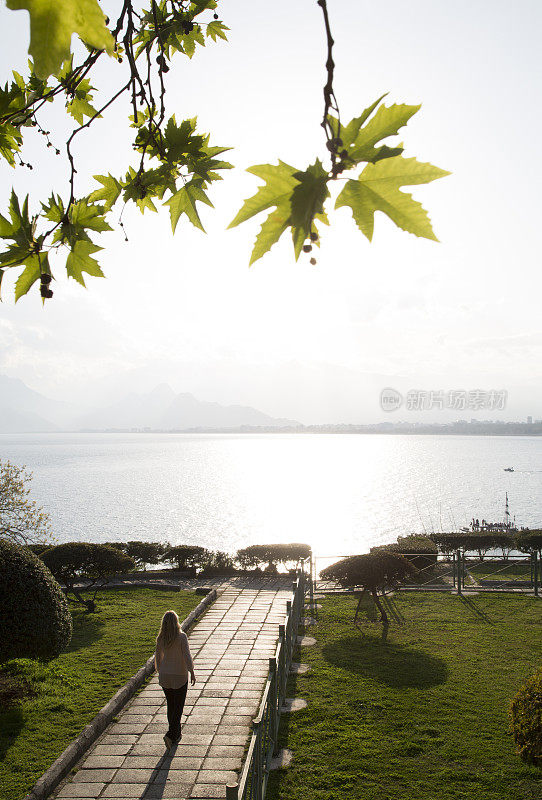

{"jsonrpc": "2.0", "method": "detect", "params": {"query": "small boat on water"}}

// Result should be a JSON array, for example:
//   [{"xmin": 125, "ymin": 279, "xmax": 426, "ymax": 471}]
[
  {"xmin": 467, "ymin": 493, "xmax": 518, "ymax": 532},
  {"xmin": 504, "ymin": 467, "xmax": 514, "ymax": 472}
]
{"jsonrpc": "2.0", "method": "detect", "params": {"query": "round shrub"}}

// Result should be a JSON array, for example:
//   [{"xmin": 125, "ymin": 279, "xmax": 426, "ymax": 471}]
[
  {"xmin": 510, "ymin": 667, "xmax": 542, "ymax": 766},
  {"xmin": 0, "ymin": 539, "xmax": 72, "ymax": 663}
]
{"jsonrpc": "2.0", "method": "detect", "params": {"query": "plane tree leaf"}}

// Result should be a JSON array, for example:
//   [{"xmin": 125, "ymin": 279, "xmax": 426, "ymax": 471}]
[
  {"xmin": 165, "ymin": 179, "xmax": 214, "ymax": 232},
  {"xmin": 229, "ymin": 161, "xmax": 332, "ymax": 264},
  {"xmin": 206, "ymin": 21, "xmax": 229, "ymax": 42},
  {"xmin": 348, "ymin": 103, "xmax": 420, "ymax": 164},
  {"xmin": 14, "ymin": 252, "xmax": 50, "ymax": 301},
  {"xmin": 335, "ymin": 155, "xmax": 450, "ymax": 241},
  {"xmin": 88, "ymin": 175, "xmax": 123, "ymax": 212},
  {"xmin": 6, "ymin": 0, "xmax": 115, "ymax": 79},
  {"xmin": 290, "ymin": 160, "xmax": 330, "ymax": 258},
  {"xmin": 65, "ymin": 240, "xmax": 104, "ymax": 286}
]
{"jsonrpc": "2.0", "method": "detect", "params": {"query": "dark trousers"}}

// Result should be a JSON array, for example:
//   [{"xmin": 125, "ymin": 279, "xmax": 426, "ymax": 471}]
[{"xmin": 163, "ymin": 682, "xmax": 188, "ymax": 740}]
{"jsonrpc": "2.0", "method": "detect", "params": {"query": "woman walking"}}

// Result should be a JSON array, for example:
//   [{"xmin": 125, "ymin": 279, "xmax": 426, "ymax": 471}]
[{"xmin": 154, "ymin": 610, "xmax": 196, "ymax": 750}]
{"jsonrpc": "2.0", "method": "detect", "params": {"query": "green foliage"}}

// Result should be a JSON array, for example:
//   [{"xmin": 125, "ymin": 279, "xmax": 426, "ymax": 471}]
[
  {"xmin": 515, "ymin": 530, "xmax": 542, "ymax": 555},
  {"xmin": 510, "ymin": 667, "xmax": 542, "ymax": 766},
  {"xmin": 42, "ymin": 542, "xmax": 135, "ymax": 611},
  {"xmin": 335, "ymin": 156, "xmax": 449, "ymax": 242},
  {"xmin": 430, "ymin": 531, "xmax": 515, "ymax": 557},
  {"xmin": 231, "ymin": 98, "xmax": 449, "ymax": 264},
  {"xmin": 236, "ymin": 542, "xmax": 311, "ymax": 569},
  {"xmin": 371, "ymin": 534, "xmax": 438, "ymax": 571},
  {"xmin": 0, "ymin": 1, "xmax": 231, "ymax": 301},
  {"xmin": 321, "ymin": 551, "xmax": 417, "ymax": 593},
  {"xmin": 6, "ymin": 0, "xmax": 114, "ymax": 79},
  {"xmin": 0, "ymin": 540, "xmax": 72, "ymax": 663},
  {"xmin": 199, "ymin": 550, "xmax": 237, "ymax": 576},
  {"xmin": 0, "ymin": 1, "xmax": 448, "ymax": 298},
  {"xmin": 124, "ymin": 540, "xmax": 165, "ymax": 569},
  {"xmin": 161, "ymin": 544, "xmax": 211, "ymax": 571},
  {"xmin": 0, "ymin": 459, "xmax": 51, "ymax": 544}
]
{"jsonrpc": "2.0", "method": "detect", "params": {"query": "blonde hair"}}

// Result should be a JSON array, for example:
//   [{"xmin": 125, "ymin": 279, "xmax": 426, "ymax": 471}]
[{"xmin": 157, "ymin": 610, "xmax": 181, "ymax": 648}]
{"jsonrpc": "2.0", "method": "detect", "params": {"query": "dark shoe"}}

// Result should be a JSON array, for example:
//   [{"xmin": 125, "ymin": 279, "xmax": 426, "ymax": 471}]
[{"xmin": 163, "ymin": 734, "xmax": 172, "ymax": 750}]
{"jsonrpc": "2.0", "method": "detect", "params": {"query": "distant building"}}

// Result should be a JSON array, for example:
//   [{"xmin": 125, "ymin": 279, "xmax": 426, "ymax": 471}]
[{"xmin": 527, "ymin": 416, "xmax": 533, "ymax": 424}]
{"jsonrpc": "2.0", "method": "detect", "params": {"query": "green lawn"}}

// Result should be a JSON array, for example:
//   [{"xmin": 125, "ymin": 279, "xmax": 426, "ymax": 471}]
[
  {"xmin": 269, "ymin": 592, "xmax": 542, "ymax": 800},
  {"xmin": 468, "ymin": 561, "xmax": 534, "ymax": 583},
  {"xmin": 0, "ymin": 588, "xmax": 201, "ymax": 800}
]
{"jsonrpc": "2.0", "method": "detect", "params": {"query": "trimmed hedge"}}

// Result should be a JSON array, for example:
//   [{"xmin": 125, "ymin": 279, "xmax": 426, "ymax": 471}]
[
  {"xmin": 510, "ymin": 667, "xmax": 542, "ymax": 766},
  {"xmin": 42, "ymin": 542, "xmax": 135, "ymax": 611},
  {"xmin": 0, "ymin": 540, "xmax": 72, "ymax": 663},
  {"xmin": 236, "ymin": 543, "xmax": 311, "ymax": 569},
  {"xmin": 371, "ymin": 534, "xmax": 438, "ymax": 571}
]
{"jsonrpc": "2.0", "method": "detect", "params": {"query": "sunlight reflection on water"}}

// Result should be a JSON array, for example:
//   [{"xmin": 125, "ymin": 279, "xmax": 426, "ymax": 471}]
[{"xmin": 1, "ymin": 432, "xmax": 541, "ymax": 556}]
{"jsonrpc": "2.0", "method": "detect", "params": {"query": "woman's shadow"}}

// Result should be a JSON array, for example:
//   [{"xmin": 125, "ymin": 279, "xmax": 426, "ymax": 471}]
[{"xmin": 136, "ymin": 744, "xmax": 182, "ymax": 799}]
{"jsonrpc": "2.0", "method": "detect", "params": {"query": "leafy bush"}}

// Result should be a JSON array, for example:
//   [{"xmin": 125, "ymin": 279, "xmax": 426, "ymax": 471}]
[
  {"xmin": 320, "ymin": 552, "xmax": 417, "ymax": 626},
  {"xmin": 26, "ymin": 543, "xmax": 51, "ymax": 556},
  {"xmin": 515, "ymin": 530, "xmax": 542, "ymax": 556},
  {"xmin": 124, "ymin": 540, "xmax": 165, "ymax": 570},
  {"xmin": 236, "ymin": 543, "xmax": 311, "ymax": 570},
  {"xmin": 371, "ymin": 534, "xmax": 437, "ymax": 571},
  {"xmin": 0, "ymin": 540, "xmax": 72, "ymax": 663},
  {"xmin": 42, "ymin": 542, "xmax": 134, "ymax": 611},
  {"xmin": 510, "ymin": 667, "xmax": 542, "ymax": 766},
  {"xmin": 430, "ymin": 531, "xmax": 515, "ymax": 559},
  {"xmin": 161, "ymin": 544, "xmax": 211, "ymax": 572},
  {"xmin": 199, "ymin": 551, "xmax": 238, "ymax": 577}
]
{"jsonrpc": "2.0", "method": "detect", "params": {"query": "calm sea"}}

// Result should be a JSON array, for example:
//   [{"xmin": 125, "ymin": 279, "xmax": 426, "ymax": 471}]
[{"xmin": 1, "ymin": 433, "xmax": 541, "ymax": 559}]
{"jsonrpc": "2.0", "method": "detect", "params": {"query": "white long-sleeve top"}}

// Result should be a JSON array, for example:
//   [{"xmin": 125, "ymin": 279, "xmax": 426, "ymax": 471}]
[{"xmin": 154, "ymin": 631, "xmax": 194, "ymax": 689}]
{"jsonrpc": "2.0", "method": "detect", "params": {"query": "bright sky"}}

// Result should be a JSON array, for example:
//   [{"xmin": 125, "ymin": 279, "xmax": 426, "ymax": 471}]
[{"xmin": 0, "ymin": 0, "xmax": 541, "ymax": 423}]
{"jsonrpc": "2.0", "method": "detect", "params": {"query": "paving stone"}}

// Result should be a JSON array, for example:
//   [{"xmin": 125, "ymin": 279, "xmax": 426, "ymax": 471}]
[
  {"xmin": 202, "ymin": 757, "xmax": 242, "ymax": 770},
  {"xmin": 207, "ymin": 745, "xmax": 245, "ymax": 758},
  {"xmin": 120, "ymin": 756, "xmax": 178, "ymax": 769},
  {"xmin": 190, "ymin": 784, "xmax": 227, "ymax": 798},
  {"xmin": 180, "ymin": 733, "xmax": 215, "ymax": 745},
  {"xmin": 108, "ymin": 722, "xmax": 148, "ymax": 735},
  {"xmin": 290, "ymin": 662, "xmax": 310, "ymax": 674},
  {"xmin": 114, "ymin": 768, "xmax": 164, "ymax": 783},
  {"xmin": 216, "ymin": 725, "xmax": 249, "ymax": 736},
  {"xmin": 100, "ymin": 785, "xmax": 154, "ymax": 798},
  {"xmin": 282, "ymin": 698, "xmax": 308, "ymax": 712},
  {"xmin": 72, "ymin": 769, "xmax": 117, "ymax": 783},
  {"xmin": 56, "ymin": 783, "xmax": 107, "ymax": 798},
  {"xmin": 99, "ymin": 735, "xmax": 139, "ymax": 745},
  {"xmin": 157, "ymin": 768, "xmax": 199, "ymax": 783},
  {"xmin": 84, "ymin": 756, "xmax": 126, "ymax": 769},
  {"xmin": 211, "ymin": 734, "xmax": 247, "ymax": 746},
  {"xmin": 145, "ymin": 785, "xmax": 194, "ymax": 798},
  {"xmin": 196, "ymin": 770, "xmax": 238, "ymax": 784},
  {"xmin": 92, "ymin": 745, "xmax": 133, "ymax": 756}
]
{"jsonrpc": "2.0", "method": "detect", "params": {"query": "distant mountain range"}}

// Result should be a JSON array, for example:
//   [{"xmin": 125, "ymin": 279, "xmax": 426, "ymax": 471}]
[{"xmin": 0, "ymin": 375, "xmax": 297, "ymax": 433}]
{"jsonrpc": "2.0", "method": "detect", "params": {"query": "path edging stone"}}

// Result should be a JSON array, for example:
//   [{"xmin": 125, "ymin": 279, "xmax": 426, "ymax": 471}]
[{"xmin": 22, "ymin": 588, "xmax": 217, "ymax": 800}]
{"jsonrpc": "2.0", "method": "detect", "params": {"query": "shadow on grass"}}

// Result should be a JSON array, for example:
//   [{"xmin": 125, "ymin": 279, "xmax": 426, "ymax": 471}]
[
  {"xmin": 458, "ymin": 595, "xmax": 495, "ymax": 624},
  {"xmin": 0, "ymin": 705, "xmax": 24, "ymax": 759},
  {"xmin": 65, "ymin": 608, "xmax": 107, "ymax": 654},
  {"xmin": 322, "ymin": 635, "xmax": 448, "ymax": 688}
]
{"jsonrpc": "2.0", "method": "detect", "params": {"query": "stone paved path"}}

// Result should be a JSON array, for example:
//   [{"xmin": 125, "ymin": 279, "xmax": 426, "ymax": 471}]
[{"xmin": 54, "ymin": 587, "xmax": 291, "ymax": 800}]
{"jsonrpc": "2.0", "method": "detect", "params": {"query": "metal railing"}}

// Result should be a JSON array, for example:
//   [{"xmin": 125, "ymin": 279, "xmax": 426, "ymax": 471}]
[
  {"xmin": 456, "ymin": 551, "xmax": 539, "ymax": 595},
  {"xmin": 226, "ymin": 561, "xmax": 309, "ymax": 800}
]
